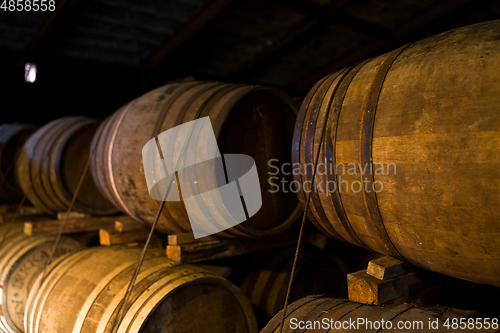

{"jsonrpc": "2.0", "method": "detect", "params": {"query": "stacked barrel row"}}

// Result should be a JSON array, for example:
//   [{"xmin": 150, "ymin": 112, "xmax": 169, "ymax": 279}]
[
  {"xmin": 0, "ymin": 18, "xmax": 498, "ymax": 333},
  {"xmin": 0, "ymin": 117, "xmax": 117, "ymax": 216},
  {"xmin": 1, "ymin": 82, "xmax": 303, "ymax": 239},
  {"xmin": 0, "ymin": 223, "xmax": 83, "ymax": 333},
  {"xmin": 0, "ymin": 223, "xmax": 258, "ymax": 333},
  {"xmin": 0, "ymin": 224, "xmax": 493, "ymax": 333},
  {"xmin": 292, "ymin": 20, "xmax": 500, "ymax": 287}
]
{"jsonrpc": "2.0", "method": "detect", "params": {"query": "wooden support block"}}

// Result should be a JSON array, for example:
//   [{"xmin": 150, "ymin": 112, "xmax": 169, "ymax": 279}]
[
  {"xmin": 166, "ymin": 231, "xmax": 299, "ymax": 264},
  {"xmin": 367, "ymin": 256, "xmax": 409, "ymax": 280},
  {"xmin": 24, "ymin": 216, "xmax": 131, "ymax": 236},
  {"xmin": 57, "ymin": 211, "xmax": 92, "ymax": 220},
  {"xmin": 348, "ymin": 270, "xmax": 424, "ymax": 305},
  {"xmin": 99, "ymin": 228, "xmax": 154, "ymax": 246}
]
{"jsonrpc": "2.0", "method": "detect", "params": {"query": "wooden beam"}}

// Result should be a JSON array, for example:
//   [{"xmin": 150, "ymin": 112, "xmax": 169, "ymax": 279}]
[
  {"xmin": 57, "ymin": 211, "xmax": 91, "ymax": 220},
  {"xmin": 114, "ymin": 219, "xmax": 146, "ymax": 232},
  {"xmin": 99, "ymin": 228, "xmax": 154, "ymax": 246},
  {"xmin": 168, "ymin": 232, "xmax": 218, "ymax": 245},
  {"xmin": 166, "ymin": 231, "xmax": 300, "ymax": 264},
  {"xmin": 295, "ymin": 0, "xmax": 474, "ymax": 91},
  {"xmin": 27, "ymin": 0, "xmax": 72, "ymax": 53},
  {"xmin": 228, "ymin": 0, "xmax": 353, "ymax": 80},
  {"xmin": 147, "ymin": 0, "xmax": 236, "ymax": 70},
  {"xmin": 0, "ymin": 206, "xmax": 46, "ymax": 223},
  {"xmin": 24, "ymin": 215, "xmax": 135, "ymax": 236}
]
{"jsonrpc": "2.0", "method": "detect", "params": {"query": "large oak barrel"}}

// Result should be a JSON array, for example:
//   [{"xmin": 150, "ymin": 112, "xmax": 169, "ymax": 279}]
[
  {"xmin": 16, "ymin": 116, "xmax": 118, "ymax": 216},
  {"xmin": 0, "ymin": 223, "xmax": 82, "ymax": 333},
  {"xmin": 262, "ymin": 296, "xmax": 490, "ymax": 333},
  {"xmin": 90, "ymin": 81, "xmax": 301, "ymax": 237},
  {"xmin": 25, "ymin": 245, "xmax": 257, "ymax": 333},
  {"xmin": 240, "ymin": 248, "xmax": 350, "ymax": 321},
  {"xmin": 292, "ymin": 20, "xmax": 500, "ymax": 286},
  {"xmin": 0, "ymin": 124, "xmax": 37, "ymax": 202}
]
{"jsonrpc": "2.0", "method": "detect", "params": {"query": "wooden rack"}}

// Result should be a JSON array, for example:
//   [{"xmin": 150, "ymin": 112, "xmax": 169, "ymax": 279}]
[
  {"xmin": 165, "ymin": 230, "xmax": 338, "ymax": 264},
  {"xmin": 17, "ymin": 210, "xmax": 339, "ymax": 264}
]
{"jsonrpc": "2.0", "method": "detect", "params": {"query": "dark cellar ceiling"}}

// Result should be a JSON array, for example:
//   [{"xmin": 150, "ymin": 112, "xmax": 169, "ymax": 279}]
[{"xmin": 0, "ymin": 0, "xmax": 499, "ymax": 122}]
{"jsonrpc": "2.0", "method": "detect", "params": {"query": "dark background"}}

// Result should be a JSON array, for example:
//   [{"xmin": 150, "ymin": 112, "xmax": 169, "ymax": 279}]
[{"xmin": 0, "ymin": 0, "xmax": 499, "ymax": 125}]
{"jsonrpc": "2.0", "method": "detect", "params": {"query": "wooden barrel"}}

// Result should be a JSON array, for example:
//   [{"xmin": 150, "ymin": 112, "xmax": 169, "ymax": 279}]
[
  {"xmin": 25, "ymin": 245, "xmax": 258, "ymax": 333},
  {"xmin": 262, "ymin": 296, "xmax": 490, "ymax": 333},
  {"xmin": 16, "ymin": 116, "xmax": 118, "ymax": 216},
  {"xmin": 0, "ymin": 123, "xmax": 37, "ymax": 202},
  {"xmin": 0, "ymin": 223, "xmax": 82, "ymax": 333},
  {"xmin": 292, "ymin": 20, "xmax": 500, "ymax": 286},
  {"xmin": 240, "ymin": 249, "xmax": 350, "ymax": 321},
  {"xmin": 90, "ymin": 81, "xmax": 301, "ymax": 237}
]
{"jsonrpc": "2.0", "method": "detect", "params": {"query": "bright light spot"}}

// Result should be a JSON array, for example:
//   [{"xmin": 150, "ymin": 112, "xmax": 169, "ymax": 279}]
[{"xmin": 25, "ymin": 63, "xmax": 37, "ymax": 83}]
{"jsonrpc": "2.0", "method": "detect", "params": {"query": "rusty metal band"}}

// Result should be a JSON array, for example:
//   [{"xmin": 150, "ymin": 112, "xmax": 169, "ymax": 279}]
[
  {"xmin": 151, "ymin": 81, "xmax": 205, "ymax": 139},
  {"xmin": 369, "ymin": 303, "xmax": 416, "ymax": 329},
  {"xmin": 292, "ymin": 299, "xmax": 351, "ymax": 333},
  {"xmin": 196, "ymin": 84, "xmax": 247, "ymax": 120},
  {"xmin": 303, "ymin": 69, "xmax": 353, "ymax": 240},
  {"xmin": 292, "ymin": 76, "xmax": 329, "ymax": 205},
  {"xmin": 265, "ymin": 296, "xmax": 322, "ymax": 332},
  {"xmin": 188, "ymin": 84, "xmax": 249, "ymax": 236},
  {"xmin": 360, "ymin": 44, "xmax": 410, "ymax": 258},
  {"xmin": 148, "ymin": 81, "xmax": 206, "ymax": 229},
  {"xmin": 107, "ymin": 100, "xmax": 144, "ymax": 221},
  {"xmin": 291, "ymin": 77, "xmax": 332, "ymax": 230},
  {"xmin": 50, "ymin": 119, "xmax": 99, "ymax": 212},
  {"xmin": 152, "ymin": 82, "xmax": 244, "ymax": 234},
  {"xmin": 298, "ymin": 75, "xmax": 340, "ymax": 232},
  {"xmin": 243, "ymin": 249, "xmax": 292, "ymax": 309},
  {"xmin": 101, "ymin": 110, "xmax": 131, "ymax": 210},
  {"xmin": 172, "ymin": 82, "xmax": 224, "ymax": 126},
  {"xmin": 325, "ymin": 60, "xmax": 371, "ymax": 250},
  {"xmin": 270, "ymin": 251, "xmax": 312, "ymax": 315},
  {"xmin": 164, "ymin": 82, "xmax": 228, "ymax": 232},
  {"xmin": 266, "ymin": 253, "xmax": 300, "ymax": 314}
]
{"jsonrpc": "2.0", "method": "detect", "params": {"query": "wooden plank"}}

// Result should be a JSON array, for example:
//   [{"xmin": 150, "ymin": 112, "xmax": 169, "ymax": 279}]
[
  {"xmin": 367, "ymin": 255, "xmax": 409, "ymax": 280},
  {"xmin": 99, "ymin": 228, "xmax": 154, "ymax": 246},
  {"xmin": 19, "ymin": 206, "xmax": 45, "ymax": 215},
  {"xmin": 167, "ymin": 232, "xmax": 218, "ymax": 245},
  {"xmin": 114, "ymin": 219, "xmax": 145, "ymax": 232},
  {"xmin": 166, "ymin": 231, "xmax": 299, "ymax": 264},
  {"xmin": 0, "ymin": 212, "xmax": 46, "ymax": 224},
  {"xmin": 24, "ymin": 216, "xmax": 132, "ymax": 236},
  {"xmin": 57, "ymin": 211, "xmax": 91, "ymax": 220}
]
